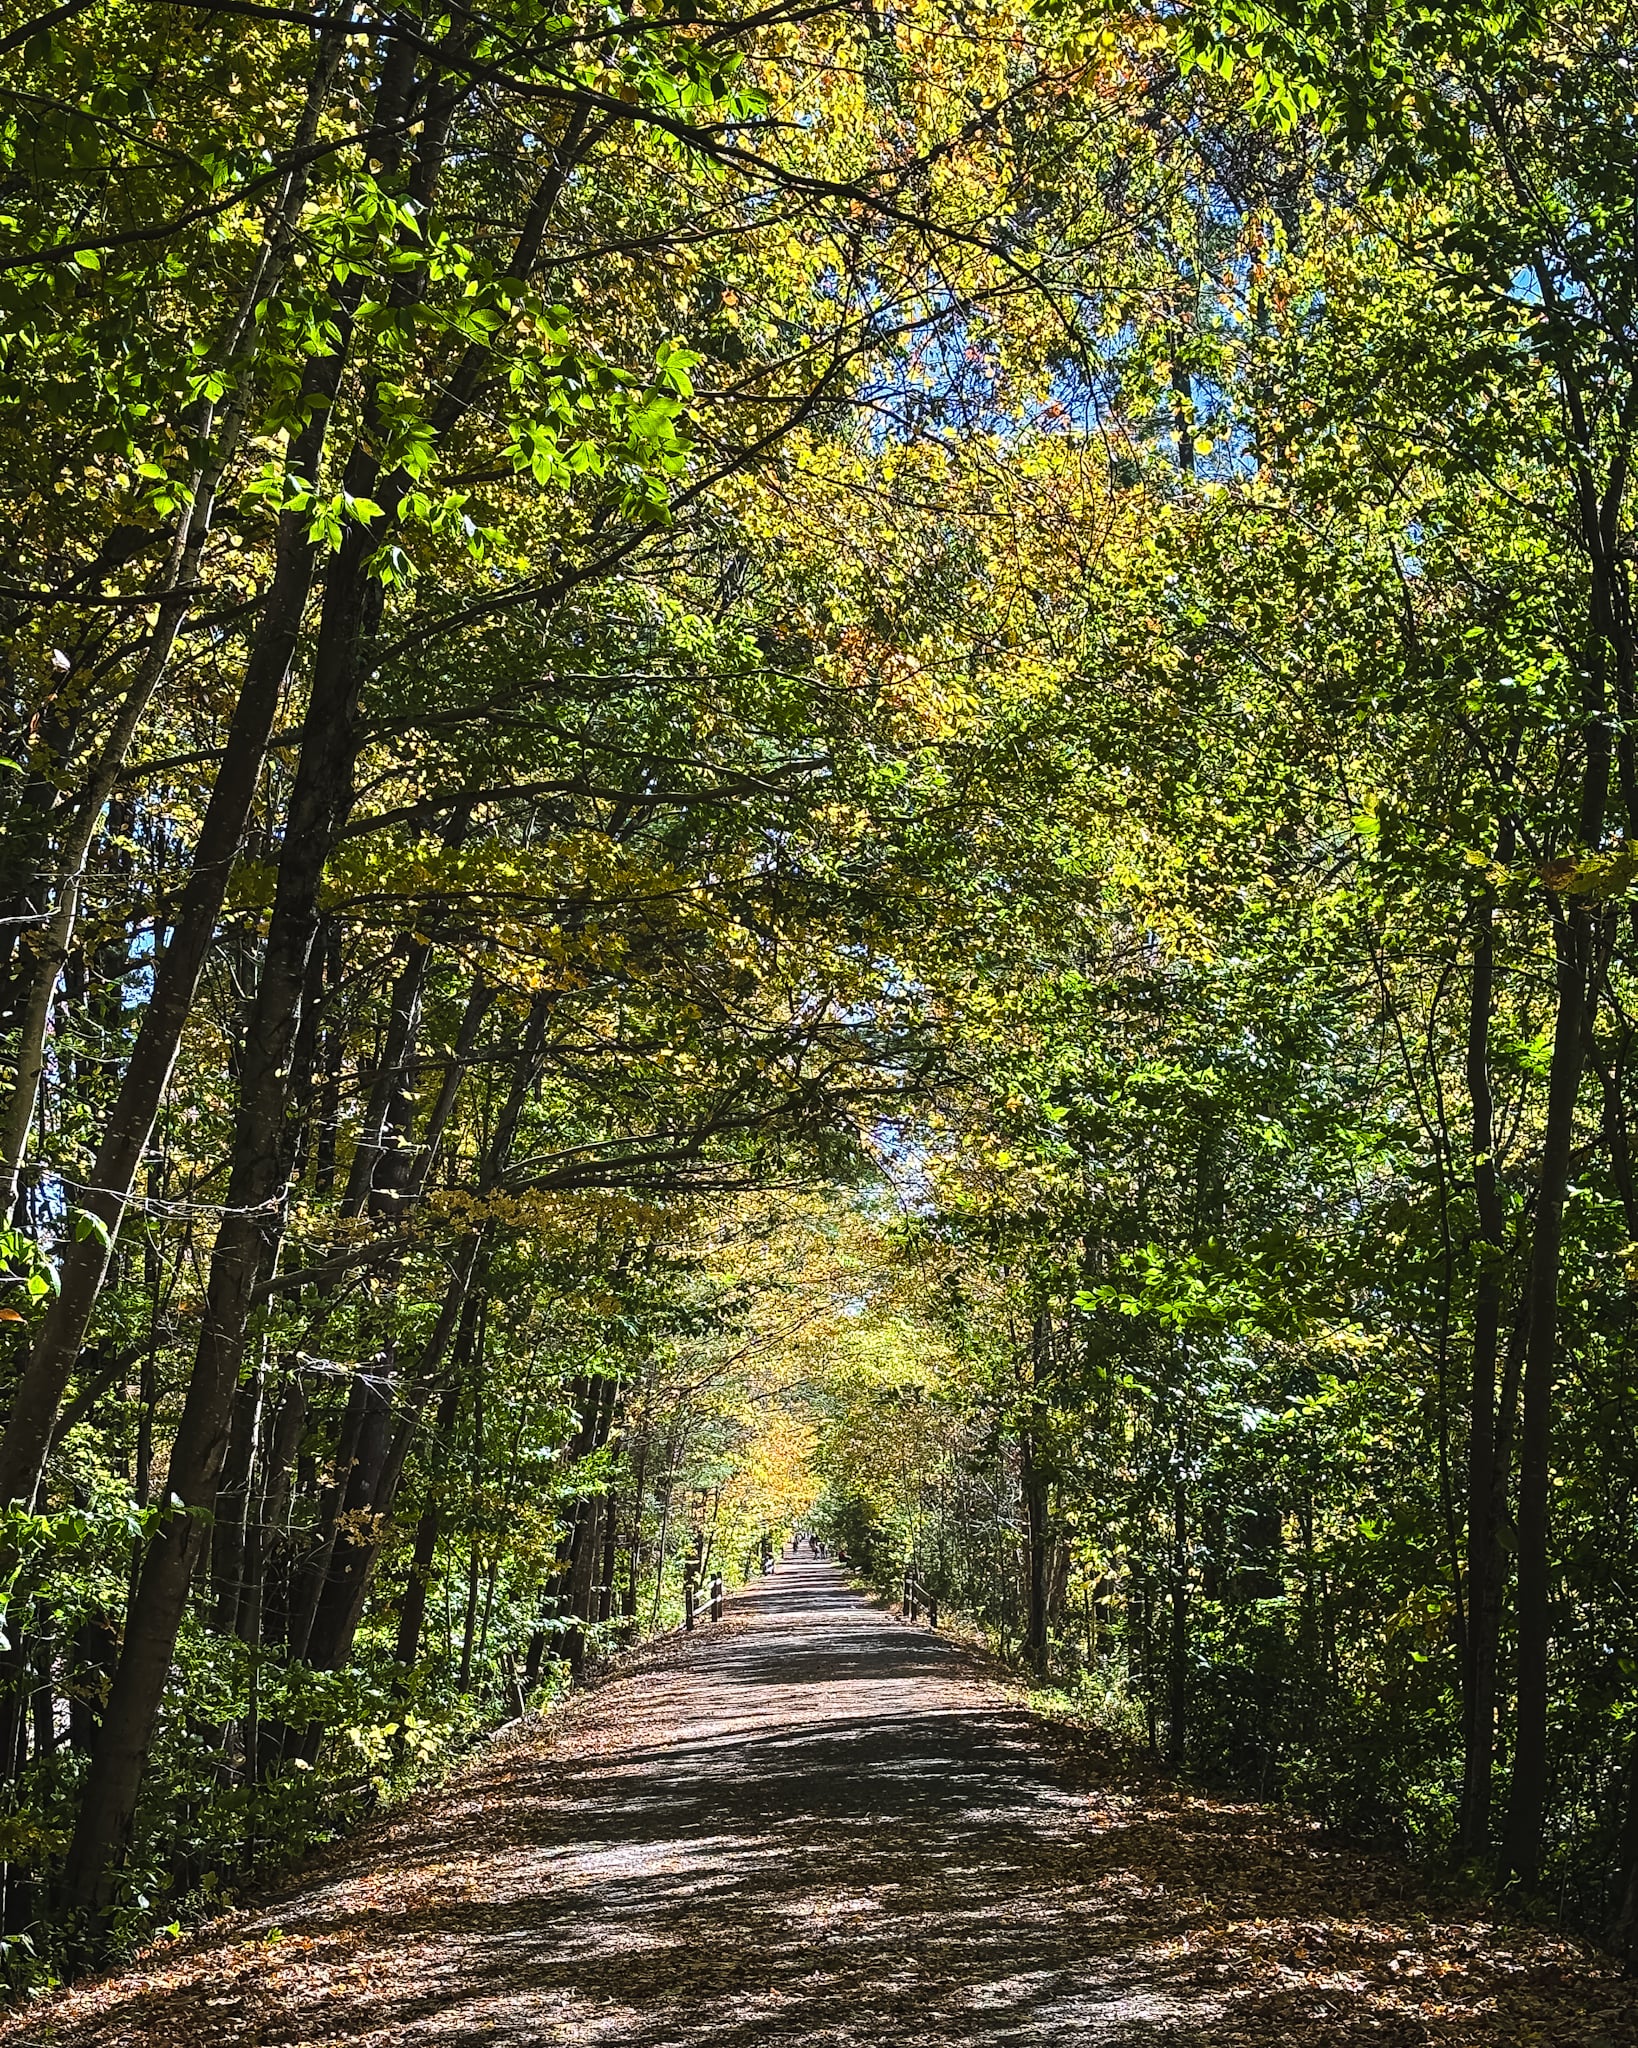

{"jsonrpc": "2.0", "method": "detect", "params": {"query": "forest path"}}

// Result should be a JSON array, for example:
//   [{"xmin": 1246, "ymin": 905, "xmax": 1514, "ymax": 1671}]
[{"xmin": 8, "ymin": 1559, "xmax": 1636, "ymax": 2047}]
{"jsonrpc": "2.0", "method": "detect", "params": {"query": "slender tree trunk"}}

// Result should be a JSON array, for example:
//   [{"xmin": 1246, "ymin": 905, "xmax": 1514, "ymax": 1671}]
[
  {"xmin": 237, "ymin": 1379, "xmax": 303, "ymax": 1817},
  {"xmin": 459, "ymin": 1374, "xmax": 485, "ymax": 1695},
  {"xmin": 210, "ymin": 1367, "xmax": 265, "ymax": 1635},
  {"xmin": 394, "ymin": 1381, "xmax": 462, "ymax": 1669},
  {"xmin": 1460, "ymin": 843, "xmax": 1512, "ymax": 1856},
  {"xmin": 556, "ymin": 1373, "xmax": 619, "ymax": 1677},
  {"xmin": 623, "ymin": 1431, "xmax": 648, "ymax": 1621},
  {"xmin": 1611, "ymin": 1723, "xmax": 1638, "ymax": 1960},
  {"xmin": 58, "ymin": 406, "xmax": 393, "ymax": 1912},
  {"xmin": 312, "ymin": 923, "xmax": 345, "ymax": 1195},
  {"xmin": 304, "ymin": 1282, "xmax": 479, "ymax": 1675},
  {"xmin": 342, "ymin": 935, "xmax": 433, "ymax": 1214},
  {"xmin": 0, "ymin": 365, "xmax": 356, "ymax": 1511},
  {"xmin": 1504, "ymin": 902, "xmax": 1599, "ymax": 1881},
  {"xmin": 0, "ymin": 26, "xmax": 347, "ymax": 1214},
  {"xmin": 408, "ymin": 976, "xmax": 496, "ymax": 1196},
  {"xmin": 300, "ymin": 1369, "xmax": 392, "ymax": 1672},
  {"xmin": 239, "ymin": 1377, "xmax": 304, "ymax": 1647},
  {"xmin": 298, "ymin": 998, "xmax": 550, "ymax": 1673},
  {"xmin": 288, "ymin": 1374, "xmax": 374, "ymax": 1665},
  {"xmin": 1021, "ymin": 1429, "xmax": 1049, "ymax": 1677},
  {"xmin": 565, "ymin": 1494, "xmax": 600, "ymax": 1679},
  {"xmin": 597, "ymin": 1485, "xmax": 619, "ymax": 1626},
  {"xmin": 1167, "ymin": 1467, "xmax": 1188, "ymax": 1771}
]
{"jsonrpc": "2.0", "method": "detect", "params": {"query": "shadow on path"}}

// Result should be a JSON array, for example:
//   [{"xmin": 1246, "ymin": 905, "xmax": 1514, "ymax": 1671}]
[{"xmin": 9, "ymin": 1562, "xmax": 1636, "ymax": 2047}]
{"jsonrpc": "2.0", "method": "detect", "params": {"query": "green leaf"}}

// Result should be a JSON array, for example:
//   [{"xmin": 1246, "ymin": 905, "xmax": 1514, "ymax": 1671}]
[{"xmin": 72, "ymin": 1209, "xmax": 111, "ymax": 1250}]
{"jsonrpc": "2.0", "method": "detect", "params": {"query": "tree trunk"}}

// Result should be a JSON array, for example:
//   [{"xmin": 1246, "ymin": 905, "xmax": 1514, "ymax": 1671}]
[
  {"xmin": 341, "ymin": 934, "xmax": 434, "ymax": 1215},
  {"xmin": 0, "ymin": 25, "xmax": 347, "ymax": 1214},
  {"xmin": 0, "ymin": 348, "xmax": 357, "ymax": 1510},
  {"xmin": 1504, "ymin": 902, "xmax": 1598, "ymax": 1881},
  {"xmin": 458, "ymin": 1368, "xmax": 484, "ymax": 1698},
  {"xmin": 57, "ymin": 410, "xmax": 392, "ymax": 1912},
  {"xmin": 301, "ymin": 1370, "xmax": 392, "ymax": 1672},
  {"xmin": 1460, "ymin": 846, "xmax": 1511, "ymax": 1856},
  {"xmin": 1167, "ymin": 1470, "xmax": 1188, "ymax": 1771},
  {"xmin": 598, "ymin": 1485, "xmax": 619, "ymax": 1626},
  {"xmin": 564, "ymin": 1494, "xmax": 601, "ymax": 1679},
  {"xmin": 291, "ymin": 996, "xmax": 549, "ymax": 1676},
  {"xmin": 288, "ymin": 1373, "xmax": 375, "ymax": 1665},
  {"xmin": 623, "ymin": 1432, "xmax": 648, "ymax": 1620},
  {"xmin": 1610, "ymin": 1722, "xmax": 1638, "ymax": 1961},
  {"xmin": 1021, "ymin": 1428, "xmax": 1049, "ymax": 1677},
  {"xmin": 238, "ymin": 1376, "xmax": 305, "ymax": 1650},
  {"xmin": 210, "ymin": 1367, "xmax": 265, "ymax": 1635},
  {"xmin": 394, "ymin": 1381, "xmax": 462, "ymax": 1670}
]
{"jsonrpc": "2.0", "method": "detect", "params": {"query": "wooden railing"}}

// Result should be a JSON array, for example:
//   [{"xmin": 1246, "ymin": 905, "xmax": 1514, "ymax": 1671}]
[
  {"xmin": 684, "ymin": 1569, "xmax": 725, "ymax": 1631},
  {"xmin": 901, "ymin": 1570, "xmax": 939, "ymax": 1629}
]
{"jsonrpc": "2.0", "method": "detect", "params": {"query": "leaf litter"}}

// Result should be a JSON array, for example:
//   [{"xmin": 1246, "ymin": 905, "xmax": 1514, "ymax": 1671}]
[{"xmin": 3, "ymin": 1564, "xmax": 1632, "ymax": 2046}]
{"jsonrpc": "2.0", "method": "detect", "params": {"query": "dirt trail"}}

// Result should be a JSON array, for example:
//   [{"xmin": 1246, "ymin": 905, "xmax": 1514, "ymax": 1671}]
[{"xmin": 8, "ymin": 1559, "xmax": 1636, "ymax": 2046}]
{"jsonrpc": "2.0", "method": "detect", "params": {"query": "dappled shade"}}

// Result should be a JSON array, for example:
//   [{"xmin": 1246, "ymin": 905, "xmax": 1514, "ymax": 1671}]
[{"xmin": 9, "ymin": 1565, "xmax": 1630, "ymax": 2047}]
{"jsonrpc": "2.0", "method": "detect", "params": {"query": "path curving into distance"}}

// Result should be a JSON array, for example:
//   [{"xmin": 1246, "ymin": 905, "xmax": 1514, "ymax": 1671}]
[{"xmin": 8, "ymin": 1559, "xmax": 1635, "ymax": 2046}]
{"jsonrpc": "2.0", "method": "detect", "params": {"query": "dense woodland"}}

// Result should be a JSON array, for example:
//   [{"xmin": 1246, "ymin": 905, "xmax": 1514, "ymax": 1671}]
[{"xmin": 1, "ymin": 0, "xmax": 1636, "ymax": 1990}]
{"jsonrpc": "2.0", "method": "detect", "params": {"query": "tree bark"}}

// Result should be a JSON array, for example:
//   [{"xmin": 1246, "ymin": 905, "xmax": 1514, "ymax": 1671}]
[
  {"xmin": 1021, "ymin": 1428, "xmax": 1049, "ymax": 1677},
  {"xmin": 394, "ymin": 1380, "xmax": 462, "ymax": 1670},
  {"xmin": 1167, "ymin": 1466, "xmax": 1188, "ymax": 1771},
  {"xmin": 58, "ymin": 376, "xmax": 395, "ymax": 1912},
  {"xmin": 0, "ymin": 24, "xmax": 348, "ymax": 1214},
  {"xmin": 209, "ymin": 1366, "xmax": 265, "ymax": 1635},
  {"xmin": 1504, "ymin": 902, "xmax": 1598, "ymax": 1881},
  {"xmin": 0, "ymin": 341, "xmax": 358, "ymax": 1510},
  {"xmin": 1459, "ymin": 842, "xmax": 1512, "ymax": 1856}
]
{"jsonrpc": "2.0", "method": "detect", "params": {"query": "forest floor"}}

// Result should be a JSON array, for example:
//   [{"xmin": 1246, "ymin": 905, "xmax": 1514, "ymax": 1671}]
[{"xmin": 5, "ymin": 1559, "xmax": 1636, "ymax": 2046}]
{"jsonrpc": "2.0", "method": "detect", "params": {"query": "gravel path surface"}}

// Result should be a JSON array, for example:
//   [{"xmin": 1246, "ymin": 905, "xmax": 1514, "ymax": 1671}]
[{"xmin": 7, "ymin": 1559, "xmax": 1637, "ymax": 2046}]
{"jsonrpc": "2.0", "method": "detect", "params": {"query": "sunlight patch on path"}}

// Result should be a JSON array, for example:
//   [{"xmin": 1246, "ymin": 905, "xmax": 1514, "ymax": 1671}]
[{"xmin": 6, "ymin": 1561, "xmax": 1633, "ymax": 2047}]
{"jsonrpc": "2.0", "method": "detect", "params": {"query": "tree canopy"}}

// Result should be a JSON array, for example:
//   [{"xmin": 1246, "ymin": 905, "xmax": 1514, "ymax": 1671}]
[{"xmin": 2, "ymin": 0, "xmax": 1638, "ymax": 1986}]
